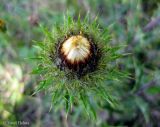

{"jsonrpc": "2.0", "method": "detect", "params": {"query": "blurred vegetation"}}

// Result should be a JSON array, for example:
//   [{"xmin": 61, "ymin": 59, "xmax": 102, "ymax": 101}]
[{"xmin": 0, "ymin": 0, "xmax": 160, "ymax": 127}]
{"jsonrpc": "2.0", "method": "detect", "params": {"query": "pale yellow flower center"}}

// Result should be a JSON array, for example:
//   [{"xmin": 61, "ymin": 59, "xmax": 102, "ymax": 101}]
[{"xmin": 61, "ymin": 35, "xmax": 91, "ymax": 63}]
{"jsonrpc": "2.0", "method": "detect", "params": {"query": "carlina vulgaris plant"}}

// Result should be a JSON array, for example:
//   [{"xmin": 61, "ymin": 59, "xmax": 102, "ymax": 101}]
[{"xmin": 32, "ymin": 14, "xmax": 128, "ymax": 119}]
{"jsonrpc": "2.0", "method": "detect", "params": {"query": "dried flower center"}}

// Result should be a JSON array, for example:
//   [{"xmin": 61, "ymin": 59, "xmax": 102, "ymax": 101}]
[{"xmin": 61, "ymin": 35, "xmax": 91, "ymax": 63}]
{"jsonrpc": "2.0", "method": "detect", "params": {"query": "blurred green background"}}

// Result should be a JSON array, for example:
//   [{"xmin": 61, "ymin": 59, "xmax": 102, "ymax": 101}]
[{"xmin": 0, "ymin": 0, "xmax": 160, "ymax": 127}]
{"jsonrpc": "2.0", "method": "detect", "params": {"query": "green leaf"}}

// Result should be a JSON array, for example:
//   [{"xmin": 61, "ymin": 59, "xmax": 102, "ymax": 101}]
[
  {"xmin": 31, "ymin": 68, "xmax": 42, "ymax": 74},
  {"xmin": 80, "ymin": 93, "xmax": 97, "ymax": 119},
  {"xmin": 88, "ymin": 99, "xmax": 97, "ymax": 120},
  {"xmin": 64, "ymin": 93, "xmax": 73, "ymax": 118},
  {"xmin": 132, "ymin": 58, "xmax": 143, "ymax": 93},
  {"xmin": 32, "ymin": 40, "xmax": 45, "ymax": 49},
  {"xmin": 134, "ymin": 96, "xmax": 149, "ymax": 123},
  {"xmin": 43, "ymin": 77, "xmax": 54, "ymax": 88},
  {"xmin": 101, "ymin": 27, "xmax": 109, "ymax": 37},
  {"xmin": 32, "ymin": 80, "xmax": 46, "ymax": 95},
  {"xmin": 39, "ymin": 24, "xmax": 53, "ymax": 39},
  {"xmin": 147, "ymin": 86, "xmax": 160, "ymax": 94},
  {"xmin": 77, "ymin": 14, "xmax": 81, "ymax": 28},
  {"xmin": 32, "ymin": 77, "xmax": 54, "ymax": 96},
  {"xmin": 31, "ymin": 67, "xmax": 46, "ymax": 74},
  {"xmin": 108, "ymin": 45, "xmax": 127, "ymax": 53},
  {"xmin": 52, "ymin": 89, "xmax": 62, "ymax": 105},
  {"xmin": 84, "ymin": 12, "xmax": 90, "ymax": 23},
  {"xmin": 98, "ymin": 87, "xmax": 116, "ymax": 108},
  {"xmin": 27, "ymin": 57, "xmax": 43, "ymax": 60},
  {"xmin": 67, "ymin": 15, "xmax": 73, "ymax": 26},
  {"xmin": 80, "ymin": 93, "xmax": 90, "ymax": 117}
]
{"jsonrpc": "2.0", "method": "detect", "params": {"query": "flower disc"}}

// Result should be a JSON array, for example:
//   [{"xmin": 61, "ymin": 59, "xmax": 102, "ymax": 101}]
[
  {"xmin": 61, "ymin": 35, "xmax": 91, "ymax": 63},
  {"xmin": 56, "ymin": 34, "xmax": 99, "ymax": 77}
]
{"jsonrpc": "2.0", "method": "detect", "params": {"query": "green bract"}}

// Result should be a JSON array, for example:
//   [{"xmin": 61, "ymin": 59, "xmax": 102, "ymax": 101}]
[{"xmin": 32, "ymin": 15, "xmax": 127, "ymax": 118}]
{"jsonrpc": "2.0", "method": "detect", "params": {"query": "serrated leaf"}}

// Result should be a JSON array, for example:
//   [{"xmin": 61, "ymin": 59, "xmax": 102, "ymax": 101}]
[
  {"xmin": 33, "ymin": 41, "xmax": 45, "ymax": 49},
  {"xmin": 39, "ymin": 24, "xmax": 53, "ymax": 39},
  {"xmin": 110, "ymin": 54, "xmax": 124, "ymax": 60},
  {"xmin": 31, "ymin": 67, "xmax": 43, "ymax": 74},
  {"xmin": 64, "ymin": 93, "xmax": 73, "ymax": 118},
  {"xmin": 88, "ymin": 100, "xmax": 97, "ymax": 120},
  {"xmin": 33, "ymin": 45, "xmax": 42, "ymax": 51},
  {"xmin": 84, "ymin": 12, "xmax": 90, "ymax": 23},
  {"xmin": 102, "ymin": 28, "xmax": 109, "ymax": 36},
  {"xmin": 32, "ymin": 80, "xmax": 46, "ymax": 95},
  {"xmin": 67, "ymin": 15, "xmax": 72, "ymax": 25},
  {"xmin": 80, "ymin": 93, "xmax": 90, "ymax": 117},
  {"xmin": 77, "ymin": 14, "xmax": 81, "ymax": 28},
  {"xmin": 65, "ymin": 97, "xmax": 69, "ymax": 114},
  {"xmin": 31, "ymin": 66, "xmax": 48, "ymax": 74},
  {"xmin": 91, "ymin": 19, "xmax": 99, "ymax": 29},
  {"xmin": 52, "ymin": 87, "xmax": 63, "ymax": 105},
  {"xmin": 44, "ymin": 77, "xmax": 54, "ymax": 88},
  {"xmin": 27, "ymin": 57, "xmax": 43, "ymax": 60},
  {"xmin": 98, "ymin": 87, "xmax": 116, "ymax": 108},
  {"xmin": 80, "ymin": 93, "xmax": 97, "ymax": 119},
  {"xmin": 108, "ymin": 45, "xmax": 127, "ymax": 52}
]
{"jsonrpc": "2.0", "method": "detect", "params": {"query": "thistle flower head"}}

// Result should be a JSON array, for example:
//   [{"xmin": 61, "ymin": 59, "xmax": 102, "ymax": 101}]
[
  {"xmin": 56, "ymin": 34, "xmax": 99, "ymax": 78},
  {"xmin": 61, "ymin": 35, "xmax": 91, "ymax": 63},
  {"xmin": 33, "ymin": 15, "xmax": 127, "ymax": 118}
]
